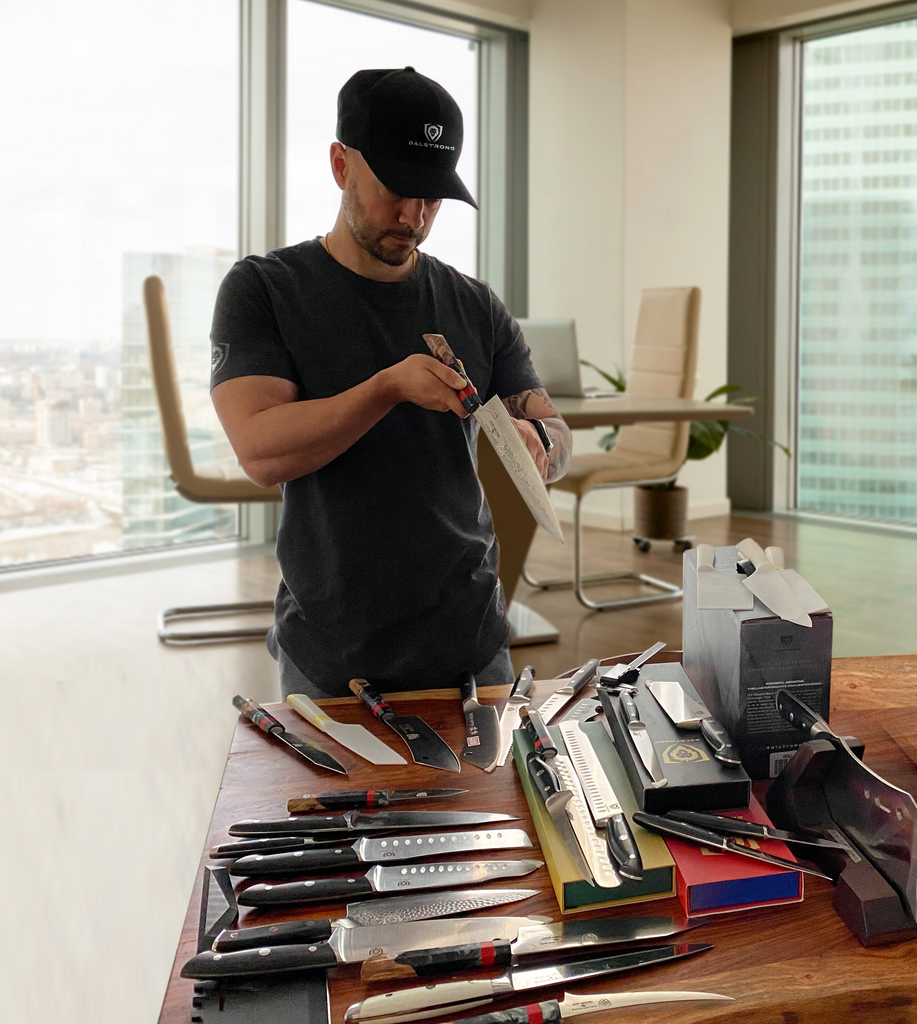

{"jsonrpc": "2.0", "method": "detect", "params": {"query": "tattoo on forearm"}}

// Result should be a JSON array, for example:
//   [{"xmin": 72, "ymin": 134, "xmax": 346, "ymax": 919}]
[
  {"xmin": 504, "ymin": 387, "xmax": 551, "ymax": 419},
  {"xmin": 545, "ymin": 421, "xmax": 571, "ymax": 482}
]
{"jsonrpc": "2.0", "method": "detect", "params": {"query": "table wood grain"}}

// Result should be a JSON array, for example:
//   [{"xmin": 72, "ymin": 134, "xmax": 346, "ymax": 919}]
[{"xmin": 158, "ymin": 653, "xmax": 917, "ymax": 1024}]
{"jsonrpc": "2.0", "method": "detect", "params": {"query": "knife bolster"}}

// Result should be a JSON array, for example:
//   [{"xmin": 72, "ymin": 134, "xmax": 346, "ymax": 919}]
[{"xmin": 454, "ymin": 1004, "xmax": 563, "ymax": 1024}]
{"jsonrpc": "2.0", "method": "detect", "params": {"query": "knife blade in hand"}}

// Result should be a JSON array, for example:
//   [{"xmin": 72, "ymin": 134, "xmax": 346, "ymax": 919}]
[
  {"xmin": 232, "ymin": 695, "xmax": 347, "ymax": 774},
  {"xmin": 492, "ymin": 666, "xmax": 535, "ymax": 770},
  {"xmin": 459, "ymin": 672, "xmax": 502, "ymax": 771}
]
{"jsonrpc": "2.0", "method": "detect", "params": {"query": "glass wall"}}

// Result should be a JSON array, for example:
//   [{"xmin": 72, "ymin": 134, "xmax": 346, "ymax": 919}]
[
  {"xmin": 0, "ymin": 0, "xmax": 239, "ymax": 567},
  {"xmin": 797, "ymin": 18, "xmax": 917, "ymax": 524}
]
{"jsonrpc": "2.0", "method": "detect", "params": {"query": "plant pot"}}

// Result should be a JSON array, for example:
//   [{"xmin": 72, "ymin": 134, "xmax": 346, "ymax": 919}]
[{"xmin": 633, "ymin": 484, "xmax": 688, "ymax": 541}]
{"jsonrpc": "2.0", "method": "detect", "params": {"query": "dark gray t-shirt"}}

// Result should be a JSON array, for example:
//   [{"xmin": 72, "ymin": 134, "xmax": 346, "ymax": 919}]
[{"xmin": 210, "ymin": 239, "xmax": 541, "ymax": 695}]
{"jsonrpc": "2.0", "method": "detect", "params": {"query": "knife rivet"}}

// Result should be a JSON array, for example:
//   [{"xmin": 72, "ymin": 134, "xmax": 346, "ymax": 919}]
[
  {"xmin": 304, "ymin": 881, "xmax": 314, "ymax": 886},
  {"xmin": 258, "ymin": 948, "xmax": 271, "ymax": 957},
  {"xmin": 212, "ymin": 955, "xmax": 222, "ymax": 961},
  {"xmin": 263, "ymin": 885, "xmax": 272, "ymax": 890},
  {"xmin": 294, "ymin": 851, "xmax": 303, "ymax": 857},
  {"xmin": 308, "ymin": 946, "xmax": 318, "ymax": 952},
  {"xmin": 380, "ymin": 841, "xmax": 387, "ymax": 847}
]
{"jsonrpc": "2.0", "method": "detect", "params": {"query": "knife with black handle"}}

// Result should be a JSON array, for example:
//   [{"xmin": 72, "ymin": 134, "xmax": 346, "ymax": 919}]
[
  {"xmin": 665, "ymin": 809, "xmax": 848, "ymax": 849},
  {"xmin": 232, "ymin": 695, "xmax": 347, "ymax": 775},
  {"xmin": 229, "ymin": 809, "xmax": 518, "ymax": 837},
  {"xmin": 525, "ymin": 752, "xmax": 593, "ymax": 882},
  {"xmin": 617, "ymin": 689, "xmax": 666, "ymax": 786},
  {"xmin": 288, "ymin": 788, "xmax": 467, "ymax": 811},
  {"xmin": 520, "ymin": 707, "xmax": 557, "ymax": 759}
]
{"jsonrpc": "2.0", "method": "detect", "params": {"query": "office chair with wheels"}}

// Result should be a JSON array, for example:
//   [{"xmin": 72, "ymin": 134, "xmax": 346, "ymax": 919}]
[
  {"xmin": 143, "ymin": 274, "xmax": 282, "ymax": 643},
  {"xmin": 523, "ymin": 286, "xmax": 701, "ymax": 611}
]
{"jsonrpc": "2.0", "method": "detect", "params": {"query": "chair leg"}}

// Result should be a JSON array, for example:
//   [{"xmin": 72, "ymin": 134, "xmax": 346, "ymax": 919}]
[{"xmin": 158, "ymin": 601, "xmax": 275, "ymax": 644}]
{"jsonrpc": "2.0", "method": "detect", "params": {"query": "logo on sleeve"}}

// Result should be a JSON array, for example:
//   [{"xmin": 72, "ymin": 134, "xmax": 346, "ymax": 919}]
[
  {"xmin": 211, "ymin": 342, "xmax": 230, "ymax": 374},
  {"xmin": 424, "ymin": 123, "xmax": 443, "ymax": 142}
]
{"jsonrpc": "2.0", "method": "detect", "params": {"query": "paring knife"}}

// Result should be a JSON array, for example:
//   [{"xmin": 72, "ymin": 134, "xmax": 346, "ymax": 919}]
[
  {"xmin": 229, "ymin": 810, "xmax": 518, "ymax": 837},
  {"xmin": 227, "ymin": 828, "xmax": 533, "ymax": 877},
  {"xmin": 666, "ymin": 809, "xmax": 848, "ymax": 850},
  {"xmin": 558, "ymin": 719, "xmax": 643, "ymax": 881},
  {"xmin": 492, "ymin": 666, "xmax": 535, "ymax": 770},
  {"xmin": 344, "ymin": 943, "xmax": 713, "ymax": 1023},
  {"xmin": 442, "ymin": 990, "xmax": 734, "ymax": 1024},
  {"xmin": 617, "ymin": 689, "xmax": 666, "ymax": 787},
  {"xmin": 211, "ymin": 888, "xmax": 541, "ymax": 952},
  {"xmin": 459, "ymin": 672, "xmax": 502, "ymax": 771},
  {"xmin": 644, "ymin": 679, "xmax": 742, "ymax": 766},
  {"xmin": 349, "ymin": 679, "xmax": 461, "ymax": 773},
  {"xmin": 536, "ymin": 659, "xmax": 601, "ymax": 725},
  {"xmin": 288, "ymin": 788, "xmax": 467, "ymax": 812},
  {"xmin": 765, "ymin": 546, "xmax": 830, "ymax": 614},
  {"xmin": 183, "ymin": 913, "xmax": 546, "ymax": 979},
  {"xmin": 361, "ymin": 912, "xmax": 707, "ymax": 981},
  {"xmin": 424, "ymin": 332, "xmax": 564, "ymax": 544},
  {"xmin": 286, "ymin": 693, "xmax": 407, "ymax": 766},
  {"xmin": 632, "ymin": 811, "xmax": 833, "ymax": 880},
  {"xmin": 736, "ymin": 537, "xmax": 812, "ymax": 627},
  {"xmin": 237, "ymin": 858, "xmax": 543, "ymax": 908},
  {"xmin": 232, "ymin": 695, "xmax": 347, "ymax": 775},
  {"xmin": 598, "ymin": 642, "xmax": 666, "ymax": 687},
  {"xmin": 695, "ymin": 542, "xmax": 754, "ymax": 610},
  {"xmin": 526, "ymin": 752, "xmax": 593, "ymax": 883}
]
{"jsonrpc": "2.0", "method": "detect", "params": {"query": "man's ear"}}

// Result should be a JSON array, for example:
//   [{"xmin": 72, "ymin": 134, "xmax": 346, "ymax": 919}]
[{"xmin": 330, "ymin": 141, "xmax": 348, "ymax": 191}]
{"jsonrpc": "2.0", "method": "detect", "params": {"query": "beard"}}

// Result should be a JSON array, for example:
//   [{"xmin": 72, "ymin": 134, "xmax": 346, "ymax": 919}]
[{"xmin": 342, "ymin": 179, "xmax": 423, "ymax": 267}]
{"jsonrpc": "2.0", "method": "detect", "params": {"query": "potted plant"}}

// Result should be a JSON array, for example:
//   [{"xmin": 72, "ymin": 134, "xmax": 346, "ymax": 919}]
[{"xmin": 580, "ymin": 360, "xmax": 791, "ymax": 550}]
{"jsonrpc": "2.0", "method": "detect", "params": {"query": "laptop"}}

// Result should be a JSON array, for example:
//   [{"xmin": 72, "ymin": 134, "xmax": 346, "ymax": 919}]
[{"xmin": 517, "ymin": 317, "xmax": 621, "ymax": 399}]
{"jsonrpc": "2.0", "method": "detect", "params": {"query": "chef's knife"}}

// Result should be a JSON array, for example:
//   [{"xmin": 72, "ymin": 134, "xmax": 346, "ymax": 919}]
[
  {"xmin": 598, "ymin": 642, "xmax": 666, "ymax": 687},
  {"xmin": 227, "ymin": 828, "xmax": 533, "ymax": 877},
  {"xmin": 632, "ymin": 811, "xmax": 832, "ymax": 879},
  {"xmin": 695, "ymin": 543, "xmax": 754, "ymax": 610},
  {"xmin": 212, "ymin": 835, "xmax": 358, "ymax": 858},
  {"xmin": 492, "ymin": 666, "xmax": 535, "ymax": 770},
  {"xmin": 229, "ymin": 810, "xmax": 518, "ymax": 837},
  {"xmin": 288, "ymin": 789, "xmax": 467, "ymax": 812},
  {"xmin": 361, "ymin": 912, "xmax": 707, "ymax": 980},
  {"xmin": 644, "ymin": 679, "xmax": 741, "ymax": 766},
  {"xmin": 558, "ymin": 719, "xmax": 643, "ymax": 881},
  {"xmin": 536, "ymin": 660, "xmax": 600, "ymax": 725},
  {"xmin": 442, "ymin": 990, "xmax": 734, "ymax": 1024},
  {"xmin": 777, "ymin": 688, "xmax": 917, "ymax": 919},
  {"xmin": 666, "ymin": 809, "xmax": 848, "ymax": 850},
  {"xmin": 617, "ymin": 689, "xmax": 666, "ymax": 787},
  {"xmin": 459, "ymin": 672, "xmax": 502, "ymax": 771},
  {"xmin": 232, "ymin": 695, "xmax": 347, "ymax": 774},
  {"xmin": 423, "ymin": 332, "xmax": 564, "ymax": 544},
  {"xmin": 344, "ymin": 943, "xmax": 712, "ymax": 1023},
  {"xmin": 237, "ymin": 858, "xmax": 543, "ymax": 908},
  {"xmin": 765, "ymin": 546, "xmax": 830, "ymax": 614},
  {"xmin": 736, "ymin": 538, "xmax": 812, "ymax": 627},
  {"xmin": 349, "ymin": 679, "xmax": 461, "ymax": 773},
  {"xmin": 286, "ymin": 693, "xmax": 407, "ymax": 766},
  {"xmin": 525, "ymin": 752, "xmax": 592, "ymax": 883}
]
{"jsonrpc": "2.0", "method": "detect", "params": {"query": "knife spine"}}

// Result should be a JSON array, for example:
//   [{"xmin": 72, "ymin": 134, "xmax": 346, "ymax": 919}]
[{"xmin": 551, "ymin": 754, "xmax": 621, "ymax": 890}]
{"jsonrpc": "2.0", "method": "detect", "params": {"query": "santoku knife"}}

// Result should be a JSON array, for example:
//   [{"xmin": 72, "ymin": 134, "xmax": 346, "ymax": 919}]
[
  {"xmin": 233, "ymin": 695, "xmax": 347, "ymax": 774},
  {"xmin": 286, "ymin": 692, "xmax": 407, "ymax": 765},
  {"xmin": 492, "ymin": 666, "xmax": 535, "ymax": 770},
  {"xmin": 536, "ymin": 660, "xmax": 600, "ymax": 725},
  {"xmin": 459, "ymin": 672, "xmax": 502, "ymax": 771},
  {"xmin": 229, "ymin": 810, "xmax": 517, "ymax": 837},
  {"xmin": 350, "ymin": 679, "xmax": 461, "ymax": 773},
  {"xmin": 736, "ymin": 537, "xmax": 812, "ymax": 627},
  {"xmin": 344, "ymin": 943, "xmax": 713, "ymax": 1022},
  {"xmin": 237, "ymin": 858, "xmax": 543, "ymax": 908},
  {"xmin": 288, "ymin": 789, "xmax": 467, "ymax": 812},
  {"xmin": 644, "ymin": 678, "xmax": 742, "ymax": 766},
  {"xmin": 228, "ymin": 828, "xmax": 533, "ymax": 877},
  {"xmin": 361, "ymin": 912, "xmax": 708, "ymax": 980}
]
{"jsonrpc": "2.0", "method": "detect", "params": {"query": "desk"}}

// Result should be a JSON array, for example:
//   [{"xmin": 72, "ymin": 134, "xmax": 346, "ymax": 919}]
[
  {"xmin": 478, "ymin": 397, "xmax": 754, "ymax": 644},
  {"xmin": 158, "ymin": 653, "xmax": 917, "ymax": 1024}
]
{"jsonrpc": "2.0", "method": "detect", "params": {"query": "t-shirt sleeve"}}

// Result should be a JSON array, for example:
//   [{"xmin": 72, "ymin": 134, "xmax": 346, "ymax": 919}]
[
  {"xmin": 210, "ymin": 259, "xmax": 299, "ymax": 390},
  {"xmin": 485, "ymin": 287, "xmax": 543, "ymax": 402}
]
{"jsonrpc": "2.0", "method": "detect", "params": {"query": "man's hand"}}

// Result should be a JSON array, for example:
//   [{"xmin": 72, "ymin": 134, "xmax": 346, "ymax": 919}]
[
  {"xmin": 381, "ymin": 354, "xmax": 470, "ymax": 418},
  {"xmin": 502, "ymin": 387, "xmax": 572, "ymax": 484},
  {"xmin": 512, "ymin": 417, "xmax": 550, "ymax": 481}
]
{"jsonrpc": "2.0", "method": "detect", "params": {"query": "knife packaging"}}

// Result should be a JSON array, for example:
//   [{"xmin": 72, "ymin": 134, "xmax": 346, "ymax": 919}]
[
  {"xmin": 598, "ymin": 666, "xmax": 750, "ymax": 816},
  {"xmin": 682, "ymin": 545, "xmax": 833, "ymax": 780}
]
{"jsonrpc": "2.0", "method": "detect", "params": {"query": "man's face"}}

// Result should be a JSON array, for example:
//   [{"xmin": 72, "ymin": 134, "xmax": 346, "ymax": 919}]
[{"xmin": 341, "ymin": 149, "xmax": 442, "ymax": 267}]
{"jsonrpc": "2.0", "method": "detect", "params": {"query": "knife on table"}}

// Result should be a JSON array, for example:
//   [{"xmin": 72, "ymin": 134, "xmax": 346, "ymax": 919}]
[
  {"xmin": 288, "ymin": 788, "xmax": 467, "ymax": 812},
  {"xmin": 665, "ymin": 809, "xmax": 848, "ymax": 850},
  {"xmin": 736, "ymin": 537, "xmax": 812, "ymax": 627},
  {"xmin": 345, "ymin": 943, "xmax": 713, "ymax": 1023},
  {"xmin": 349, "ymin": 679, "xmax": 461, "ymax": 773},
  {"xmin": 598, "ymin": 642, "xmax": 666, "ymax": 687},
  {"xmin": 644, "ymin": 679, "xmax": 742, "ymax": 766},
  {"xmin": 212, "ymin": 835, "xmax": 362, "ymax": 857},
  {"xmin": 459, "ymin": 672, "xmax": 502, "ymax": 771},
  {"xmin": 232, "ymin": 695, "xmax": 347, "ymax": 775},
  {"xmin": 361, "ymin": 912, "xmax": 708, "ymax": 980},
  {"xmin": 237, "ymin": 858, "xmax": 543, "ymax": 908},
  {"xmin": 526, "ymin": 751, "xmax": 593, "ymax": 883},
  {"xmin": 536, "ymin": 659, "xmax": 601, "ymax": 725},
  {"xmin": 229, "ymin": 810, "xmax": 518, "ymax": 837},
  {"xmin": 440, "ymin": 990, "xmax": 734, "ymax": 1024},
  {"xmin": 492, "ymin": 666, "xmax": 535, "ymax": 770},
  {"xmin": 616, "ymin": 689, "xmax": 666, "ymax": 787},
  {"xmin": 423, "ymin": 332, "xmax": 564, "ymax": 544},
  {"xmin": 227, "ymin": 828, "xmax": 533, "ymax": 877},
  {"xmin": 558, "ymin": 719, "xmax": 643, "ymax": 881},
  {"xmin": 286, "ymin": 693, "xmax": 407, "ymax": 766},
  {"xmin": 632, "ymin": 811, "xmax": 833, "ymax": 879}
]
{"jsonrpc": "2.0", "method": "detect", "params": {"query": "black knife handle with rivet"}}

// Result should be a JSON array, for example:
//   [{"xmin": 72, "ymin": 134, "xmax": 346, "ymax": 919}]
[
  {"xmin": 229, "ymin": 846, "xmax": 364, "ymax": 877},
  {"xmin": 213, "ymin": 918, "xmax": 335, "ymax": 952},
  {"xmin": 526, "ymin": 751, "xmax": 566, "ymax": 805},
  {"xmin": 520, "ymin": 707, "xmax": 556, "ymax": 758},
  {"xmin": 181, "ymin": 941, "xmax": 340, "ymax": 979},
  {"xmin": 238, "ymin": 875, "xmax": 375, "ymax": 907},
  {"xmin": 698, "ymin": 718, "xmax": 742, "ymax": 766},
  {"xmin": 364, "ymin": 938, "xmax": 515, "ymax": 981},
  {"xmin": 604, "ymin": 814, "xmax": 643, "ymax": 882},
  {"xmin": 619, "ymin": 689, "xmax": 641, "ymax": 723}
]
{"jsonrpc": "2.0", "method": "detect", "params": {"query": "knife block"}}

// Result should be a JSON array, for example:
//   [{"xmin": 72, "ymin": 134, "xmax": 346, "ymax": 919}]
[{"xmin": 766, "ymin": 739, "xmax": 917, "ymax": 947}]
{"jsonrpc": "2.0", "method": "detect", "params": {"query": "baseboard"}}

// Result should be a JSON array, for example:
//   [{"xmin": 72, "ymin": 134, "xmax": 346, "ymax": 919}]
[{"xmin": 551, "ymin": 494, "xmax": 732, "ymax": 533}]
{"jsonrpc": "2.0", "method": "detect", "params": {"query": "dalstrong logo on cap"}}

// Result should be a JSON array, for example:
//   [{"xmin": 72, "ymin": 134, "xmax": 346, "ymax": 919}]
[{"xmin": 424, "ymin": 123, "xmax": 443, "ymax": 142}]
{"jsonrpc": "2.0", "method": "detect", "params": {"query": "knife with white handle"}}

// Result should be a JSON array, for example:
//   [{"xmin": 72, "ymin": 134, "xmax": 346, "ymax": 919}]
[
  {"xmin": 286, "ymin": 693, "xmax": 407, "ymax": 765},
  {"xmin": 736, "ymin": 538, "xmax": 812, "ymax": 627}
]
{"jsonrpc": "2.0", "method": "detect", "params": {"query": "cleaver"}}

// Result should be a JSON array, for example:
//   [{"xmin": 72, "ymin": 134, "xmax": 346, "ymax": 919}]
[
  {"xmin": 458, "ymin": 672, "xmax": 501, "ymax": 771},
  {"xmin": 645, "ymin": 679, "xmax": 742, "ymax": 767},
  {"xmin": 423, "ymin": 333, "xmax": 564, "ymax": 544}
]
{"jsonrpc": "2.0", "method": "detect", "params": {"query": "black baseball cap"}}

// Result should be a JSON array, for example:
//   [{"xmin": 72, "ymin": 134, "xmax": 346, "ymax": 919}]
[{"xmin": 336, "ymin": 67, "xmax": 478, "ymax": 209}]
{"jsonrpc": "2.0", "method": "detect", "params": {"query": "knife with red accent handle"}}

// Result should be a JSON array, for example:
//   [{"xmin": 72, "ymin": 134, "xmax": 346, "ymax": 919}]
[
  {"xmin": 289, "ymin": 789, "xmax": 467, "ymax": 812},
  {"xmin": 232, "ymin": 695, "xmax": 347, "ymax": 774},
  {"xmin": 520, "ymin": 707, "xmax": 556, "ymax": 759}
]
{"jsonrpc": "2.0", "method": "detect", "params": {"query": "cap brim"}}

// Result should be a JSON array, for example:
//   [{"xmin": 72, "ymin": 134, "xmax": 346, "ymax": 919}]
[{"xmin": 364, "ymin": 153, "xmax": 478, "ymax": 209}]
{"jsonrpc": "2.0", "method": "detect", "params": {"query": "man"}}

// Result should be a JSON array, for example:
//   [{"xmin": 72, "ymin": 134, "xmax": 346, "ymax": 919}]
[{"xmin": 210, "ymin": 67, "xmax": 571, "ymax": 698}]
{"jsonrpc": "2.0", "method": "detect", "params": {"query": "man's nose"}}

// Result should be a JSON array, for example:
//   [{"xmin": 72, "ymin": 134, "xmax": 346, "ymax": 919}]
[{"xmin": 398, "ymin": 198, "xmax": 427, "ymax": 230}]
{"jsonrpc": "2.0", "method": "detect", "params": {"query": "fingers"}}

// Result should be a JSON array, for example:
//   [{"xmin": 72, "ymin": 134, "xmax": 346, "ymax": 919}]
[{"xmin": 512, "ymin": 419, "xmax": 549, "ymax": 479}]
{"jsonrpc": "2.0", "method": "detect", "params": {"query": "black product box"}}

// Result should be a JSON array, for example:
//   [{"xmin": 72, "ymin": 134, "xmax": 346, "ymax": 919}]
[
  {"xmin": 682, "ymin": 546, "xmax": 833, "ymax": 781},
  {"xmin": 597, "ymin": 663, "xmax": 751, "ymax": 815}
]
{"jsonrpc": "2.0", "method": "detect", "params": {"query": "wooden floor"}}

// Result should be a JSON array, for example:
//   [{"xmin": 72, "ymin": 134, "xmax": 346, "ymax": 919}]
[{"xmin": 2, "ymin": 511, "xmax": 915, "ymax": 1024}]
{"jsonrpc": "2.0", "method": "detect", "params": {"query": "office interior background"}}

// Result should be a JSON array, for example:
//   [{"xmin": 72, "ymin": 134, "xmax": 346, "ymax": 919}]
[{"xmin": 1, "ymin": 0, "xmax": 915, "ymax": 1019}]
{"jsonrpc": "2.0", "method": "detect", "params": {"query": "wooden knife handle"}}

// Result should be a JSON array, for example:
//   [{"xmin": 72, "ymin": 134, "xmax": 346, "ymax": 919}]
[
  {"xmin": 361, "ymin": 939, "xmax": 514, "ymax": 981},
  {"xmin": 422, "ymin": 333, "xmax": 481, "ymax": 412},
  {"xmin": 520, "ymin": 707, "xmax": 556, "ymax": 758},
  {"xmin": 349, "ymin": 679, "xmax": 392, "ymax": 719},
  {"xmin": 233, "ymin": 694, "xmax": 283, "ymax": 734},
  {"xmin": 213, "ymin": 918, "xmax": 334, "ymax": 952}
]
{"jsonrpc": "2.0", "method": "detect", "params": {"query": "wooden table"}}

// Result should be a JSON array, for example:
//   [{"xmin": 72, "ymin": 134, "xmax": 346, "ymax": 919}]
[
  {"xmin": 158, "ymin": 653, "xmax": 917, "ymax": 1024},
  {"xmin": 480, "ymin": 397, "xmax": 754, "ymax": 645}
]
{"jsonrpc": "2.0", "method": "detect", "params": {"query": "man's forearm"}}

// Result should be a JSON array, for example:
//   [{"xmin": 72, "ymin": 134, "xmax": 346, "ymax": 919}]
[{"xmin": 542, "ymin": 415, "xmax": 572, "ymax": 483}]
